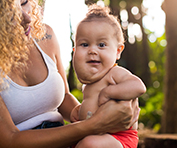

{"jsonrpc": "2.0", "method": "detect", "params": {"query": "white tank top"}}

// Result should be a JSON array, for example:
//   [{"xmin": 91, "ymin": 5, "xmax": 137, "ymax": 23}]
[{"xmin": 0, "ymin": 39, "xmax": 65, "ymax": 131}]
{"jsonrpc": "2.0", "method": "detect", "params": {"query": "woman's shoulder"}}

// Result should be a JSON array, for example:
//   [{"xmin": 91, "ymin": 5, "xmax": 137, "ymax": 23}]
[
  {"xmin": 45, "ymin": 24, "xmax": 54, "ymax": 36},
  {"xmin": 38, "ymin": 24, "xmax": 60, "ymax": 63},
  {"xmin": 44, "ymin": 23, "xmax": 60, "ymax": 53},
  {"xmin": 41, "ymin": 24, "xmax": 55, "ymax": 42}
]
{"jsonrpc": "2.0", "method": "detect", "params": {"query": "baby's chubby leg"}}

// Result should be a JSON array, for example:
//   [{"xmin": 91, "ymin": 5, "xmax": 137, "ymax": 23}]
[{"xmin": 75, "ymin": 134, "xmax": 123, "ymax": 148}]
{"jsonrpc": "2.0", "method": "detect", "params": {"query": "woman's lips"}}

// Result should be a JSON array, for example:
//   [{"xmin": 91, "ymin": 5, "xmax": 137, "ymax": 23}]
[{"xmin": 25, "ymin": 26, "xmax": 31, "ymax": 36}]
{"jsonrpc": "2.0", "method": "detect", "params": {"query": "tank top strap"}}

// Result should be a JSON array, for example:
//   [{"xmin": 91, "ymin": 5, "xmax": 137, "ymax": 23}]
[{"xmin": 32, "ymin": 38, "xmax": 57, "ymax": 71}]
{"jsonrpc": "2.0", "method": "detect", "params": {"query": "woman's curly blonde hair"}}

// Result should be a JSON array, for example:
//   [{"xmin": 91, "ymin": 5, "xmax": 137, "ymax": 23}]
[
  {"xmin": 0, "ymin": 0, "xmax": 45, "ymax": 90},
  {"xmin": 30, "ymin": 0, "xmax": 45, "ymax": 39}
]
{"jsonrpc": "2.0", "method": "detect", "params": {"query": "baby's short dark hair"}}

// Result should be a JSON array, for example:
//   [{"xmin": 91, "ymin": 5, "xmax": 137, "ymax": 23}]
[{"xmin": 81, "ymin": 4, "xmax": 124, "ymax": 43}]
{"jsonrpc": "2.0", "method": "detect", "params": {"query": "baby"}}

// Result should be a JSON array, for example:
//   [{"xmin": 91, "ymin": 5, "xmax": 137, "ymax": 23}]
[{"xmin": 71, "ymin": 4, "xmax": 146, "ymax": 148}]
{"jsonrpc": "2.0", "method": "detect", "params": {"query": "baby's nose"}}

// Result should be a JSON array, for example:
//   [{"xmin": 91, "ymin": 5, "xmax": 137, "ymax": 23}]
[{"xmin": 88, "ymin": 46, "xmax": 98, "ymax": 55}]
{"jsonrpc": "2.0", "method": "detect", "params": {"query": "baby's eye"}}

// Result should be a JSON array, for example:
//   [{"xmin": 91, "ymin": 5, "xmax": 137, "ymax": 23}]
[
  {"xmin": 99, "ymin": 43, "xmax": 106, "ymax": 47},
  {"xmin": 81, "ymin": 43, "xmax": 88, "ymax": 47}
]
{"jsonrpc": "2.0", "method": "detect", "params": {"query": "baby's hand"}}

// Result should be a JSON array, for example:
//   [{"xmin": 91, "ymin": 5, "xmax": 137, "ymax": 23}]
[
  {"xmin": 98, "ymin": 88, "xmax": 110, "ymax": 106},
  {"xmin": 70, "ymin": 104, "xmax": 81, "ymax": 122}
]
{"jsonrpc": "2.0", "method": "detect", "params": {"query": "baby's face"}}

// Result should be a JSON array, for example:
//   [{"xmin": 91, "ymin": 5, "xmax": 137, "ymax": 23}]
[{"xmin": 73, "ymin": 21, "xmax": 122, "ymax": 84}]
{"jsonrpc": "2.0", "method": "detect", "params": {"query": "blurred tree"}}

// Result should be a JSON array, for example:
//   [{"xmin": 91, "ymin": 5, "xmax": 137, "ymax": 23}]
[
  {"xmin": 160, "ymin": 0, "xmax": 177, "ymax": 133},
  {"xmin": 67, "ymin": 16, "xmax": 77, "ymax": 91},
  {"xmin": 109, "ymin": 0, "xmax": 151, "ymax": 87}
]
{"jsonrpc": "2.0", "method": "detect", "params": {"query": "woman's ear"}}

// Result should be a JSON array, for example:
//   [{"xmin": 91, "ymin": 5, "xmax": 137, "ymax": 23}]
[
  {"xmin": 73, "ymin": 47, "xmax": 75, "ymax": 52},
  {"xmin": 116, "ymin": 44, "xmax": 124, "ymax": 60}
]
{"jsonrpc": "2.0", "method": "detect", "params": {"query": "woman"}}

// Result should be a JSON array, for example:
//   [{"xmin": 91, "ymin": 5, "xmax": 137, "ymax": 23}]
[{"xmin": 0, "ymin": 0, "xmax": 140, "ymax": 147}]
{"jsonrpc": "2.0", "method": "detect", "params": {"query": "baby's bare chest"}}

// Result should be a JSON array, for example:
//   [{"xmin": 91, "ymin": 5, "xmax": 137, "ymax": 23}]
[{"xmin": 84, "ymin": 73, "xmax": 115, "ymax": 100}]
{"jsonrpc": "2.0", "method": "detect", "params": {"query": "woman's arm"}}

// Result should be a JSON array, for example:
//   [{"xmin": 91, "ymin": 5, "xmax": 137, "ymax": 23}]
[
  {"xmin": 0, "ymin": 95, "xmax": 92, "ymax": 148},
  {"xmin": 0, "ymin": 95, "xmax": 139, "ymax": 148}
]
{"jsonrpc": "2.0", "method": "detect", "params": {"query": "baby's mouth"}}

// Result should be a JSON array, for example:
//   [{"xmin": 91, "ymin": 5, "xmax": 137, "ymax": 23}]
[{"xmin": 87, "ymin": 60, "xmax": 101, "ymax": 63}]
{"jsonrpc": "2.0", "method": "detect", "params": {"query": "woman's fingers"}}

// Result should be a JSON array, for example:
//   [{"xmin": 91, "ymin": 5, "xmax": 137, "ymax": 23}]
[
  {"xmin": 129, "ymin": 98, "xmax": 140, "ymax": 127},
  {"xmin": 92, "ymin": 100, "xmax": 133, "ymax": 133}
]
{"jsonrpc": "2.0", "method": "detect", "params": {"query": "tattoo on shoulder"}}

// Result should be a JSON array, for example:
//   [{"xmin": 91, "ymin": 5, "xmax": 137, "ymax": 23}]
[
  {"xmin": 44, "ymin": 33, "xmax": 52, "ymax": 40},
  {"xmin": 35, "ymin": 33, "xmax": 52, "ymax": 42}
]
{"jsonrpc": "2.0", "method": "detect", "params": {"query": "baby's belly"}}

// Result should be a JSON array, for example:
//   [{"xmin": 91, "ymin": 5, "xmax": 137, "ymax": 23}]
[{"xmin": 79, "ymin": 99, "xmax": 98, "ymax": 121}]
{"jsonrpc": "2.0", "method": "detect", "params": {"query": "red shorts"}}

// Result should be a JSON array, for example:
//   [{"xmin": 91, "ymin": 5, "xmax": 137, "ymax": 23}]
[
  {"xmin": 72, "ymin": 130, "xmax": 138, "ymax": 148},
  {"xmin": 110, "ymin": 130, "xmax": 138, "ymax": 148}
]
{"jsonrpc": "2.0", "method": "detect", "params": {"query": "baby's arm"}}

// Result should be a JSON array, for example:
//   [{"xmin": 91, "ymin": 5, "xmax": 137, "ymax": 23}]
[{"xmin": 98, "ymin": 66, "xmax": 146, "ymax": 106}]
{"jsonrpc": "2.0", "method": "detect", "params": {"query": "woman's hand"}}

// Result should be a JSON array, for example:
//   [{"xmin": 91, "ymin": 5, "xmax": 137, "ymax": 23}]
[
  {"xmin": 70, "ymin": 104, "xmax": 81, "ymax": 123},
  {"xmin": 90, "ymin": 98, "xmax": 140, "ymax": 134},
  {"xmin": 131, "ymin": 98, "xmax": 140, "ymax": 127}
]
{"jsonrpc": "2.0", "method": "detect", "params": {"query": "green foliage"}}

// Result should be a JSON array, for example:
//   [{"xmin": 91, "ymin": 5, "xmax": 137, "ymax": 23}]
[
  {"xmin": 38, "ymin": 0, "xmax": 44, "ymax": 6},
  {"xmin": 148, "ymin": 33, "xmax": 166, "ymax": 82},
  {"xmin": 71, "ymin": 89, "xmax": 83, "ymax": 103},
  {"xmin": 104, "ymin": 0, "xmax": 110, "ymax": 6},
  {"xmin": 139, "ymin": 87, "xmax": 164, "ymax": 130},
  {"xmin": 138, "ymin": 33, "xmax": 166, "ymax": 130}
]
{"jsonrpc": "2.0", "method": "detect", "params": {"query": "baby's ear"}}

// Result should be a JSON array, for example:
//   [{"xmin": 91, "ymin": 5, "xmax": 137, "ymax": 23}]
[
  {"xmin": 118, "ymin": 44, "xmax": 124, "ymax": 52},
  {"xmin": 73, "ymin": 47, "xmax": 75, "ymax": 52},
  {"xmin": 116, "ymin": 44, "xmax": 124, "ymax": 60}
]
